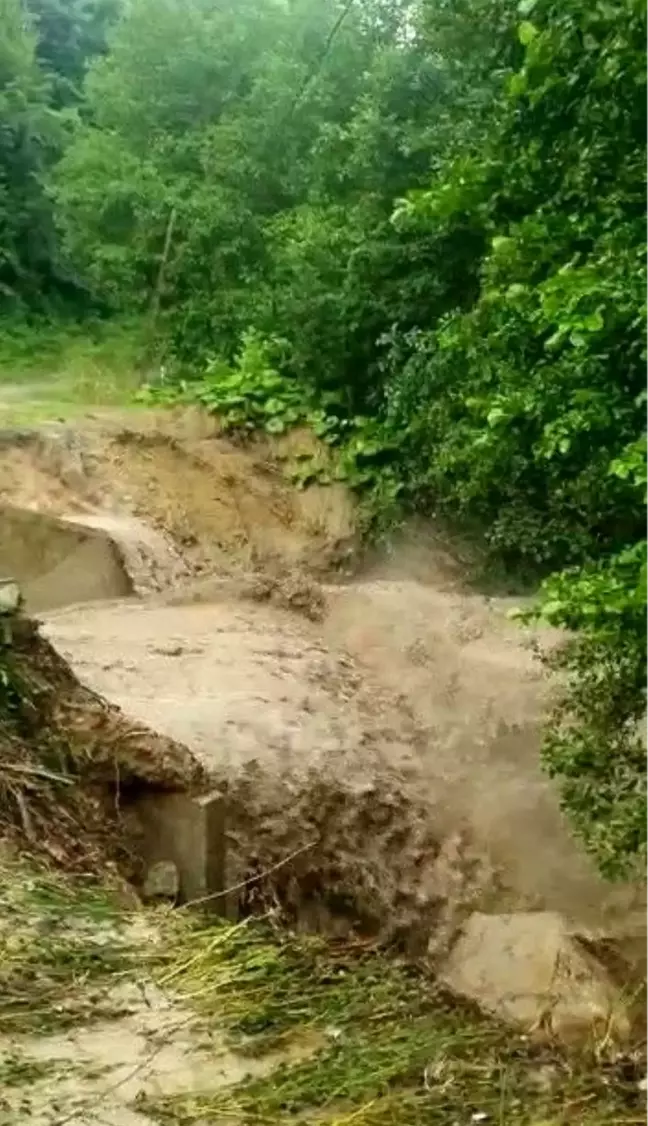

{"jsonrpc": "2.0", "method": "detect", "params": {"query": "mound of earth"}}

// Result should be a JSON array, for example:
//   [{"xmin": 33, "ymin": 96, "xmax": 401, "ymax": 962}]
[{"xmin": 0, "ymin": 413, "xmax": 356, "ymax": 579}]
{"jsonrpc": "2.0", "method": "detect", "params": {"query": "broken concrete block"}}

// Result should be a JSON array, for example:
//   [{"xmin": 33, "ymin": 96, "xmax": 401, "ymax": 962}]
[
  {"xmin": 143, "ymin": 860, "xmax": 180, "ymax": 901},
  {"xmin": 133, "ymin": 789, "xmax": 232, "ymax": 915},
  {"xmin": 0, "ymin": 578, "xmax": 21, "ymax": 613},
  {"xmin": 438, "ymin": 911, "xmax": 630, "ymax": 1045}
]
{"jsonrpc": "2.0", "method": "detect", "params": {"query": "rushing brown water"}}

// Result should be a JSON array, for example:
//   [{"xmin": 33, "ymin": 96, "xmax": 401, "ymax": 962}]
[{"xmin": 1, "ymin": 411, "xmax": 643, "ymax": 950}]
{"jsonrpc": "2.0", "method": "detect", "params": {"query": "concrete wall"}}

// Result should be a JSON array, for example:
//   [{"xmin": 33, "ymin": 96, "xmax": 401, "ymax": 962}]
[{"xmin": 133, "ymin": 789, "xmax": 234, "ymax": 916}]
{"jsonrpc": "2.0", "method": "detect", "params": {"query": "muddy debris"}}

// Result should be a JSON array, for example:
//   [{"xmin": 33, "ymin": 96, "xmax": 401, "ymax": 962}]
[
  {"xmin": 164, "ymin": 569, "xmax": 328, "ymax": 620},
  {"xmin": 438, "ymin": 911, "xmax": 632, "ymax": 1046}
]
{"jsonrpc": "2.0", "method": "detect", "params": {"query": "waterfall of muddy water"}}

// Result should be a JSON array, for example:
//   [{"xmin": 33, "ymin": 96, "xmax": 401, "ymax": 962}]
[
  {"xmin": 322, "ymin": 578, "xmax": 636, "ymax": 926},
  {"xmin": 42, "ymin": 582, "xmax": 640, "ymax": 954},
  {"xmin": 0, "ymin": 416, "xmax": 643, "ymax": 953}
]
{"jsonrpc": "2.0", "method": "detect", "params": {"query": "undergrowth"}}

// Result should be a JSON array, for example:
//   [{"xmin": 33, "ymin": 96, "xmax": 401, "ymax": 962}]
[
  {"xmin": 516, "ymin": 541, "xmax": 647, "ymax": 881},
  {"xmin": 0, "ymin": 859, "xmax": 138, "ymax": 1037},
  {"xmin": 0, "ymin": 618, "xmax": 139, "ymax": 1036},
  {"xmin": 0, "ymin": 603, "xmax": 170, "ymax": 882},
  {"xmin": 144, "ymin": 915, "xmax": 644, "ymax": 1125},
  {"xmin": 0, "ymin": 612, "xmax": 106, "ymax": 866},
  {"xmin": 140, "ymin": 329, "xmax": 405, "ymax": 514}
]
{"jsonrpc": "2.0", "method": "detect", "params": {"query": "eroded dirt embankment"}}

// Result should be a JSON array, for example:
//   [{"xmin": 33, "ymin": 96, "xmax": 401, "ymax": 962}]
[
  {"xmin": 0, "ymin": 412, "xmax": 643, "ymax": 954},
  {"xmin": 0, "ymin": 604, "xmax": 203, "ymax": 874}
]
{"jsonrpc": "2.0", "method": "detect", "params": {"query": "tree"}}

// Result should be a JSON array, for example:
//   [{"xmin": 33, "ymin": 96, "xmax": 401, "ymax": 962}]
[
  {"xmin": 24, "ymin": 0, "xmax": 119, "ymax": 105},
  {"xmin": 53, "ymin": 0, "xmax": 469, "ymax": 372},
  {"xmin": 381, "ymin": 0, "xmax": 646, "ymax": 569},
  {"xmin": 0, "ymin": 0, "xmax": 62, "ymax": 306},
  {"xmin": 376, "ymin": 0, "xmax": 646, "ymax": 875}
]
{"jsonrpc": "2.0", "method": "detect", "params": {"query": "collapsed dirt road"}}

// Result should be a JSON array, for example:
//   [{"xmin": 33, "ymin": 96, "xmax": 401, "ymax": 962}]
[{"xmin": 0, "ymin": 410, "xmax": 642, "ymax": 950}]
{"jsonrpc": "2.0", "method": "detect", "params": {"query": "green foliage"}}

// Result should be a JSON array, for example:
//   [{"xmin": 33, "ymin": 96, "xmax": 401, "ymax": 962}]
[
  {"xmin": 0, "ymin": 0, "xmax": 63, "ymax": 306},
  {"xmin": 176, "ymin": 331, "xmax": 313, "ymax": 436},
  {"xmin": 52, "ymin": 0, "xmax": 498, "ymax": 376},
  {"xmin": 25, "ymin": 0, "xmax": 119, "ymax": 105},
  {"xmin": 144, "ymin": 916, "xmax": 640, "ymax": 1125},
  {"xmin": 52, "ymin": 0, "xmax": 294, "ymax": 326},
  {"xmin": 0, "ymin": 316, "xmax": 145, "ymax": 422},
  {"xmin": 144, "ymin": 331, "xmax": 370, "ymax": 494},
  {"xmin": 0, "ymin": 0, "xmax": 117, "ymax": 311},
  {"xmin": 519, "ymin": 541, "xmax": 647, "ymax": 878},
  {"xmin": 0, "ymin": 313, "xmax": 141, "ymax": 375},
  {"xmin": 0, "ymin": 860, "xmax": 141, "ymax": 1036},
  {"xmin": 369, "ymin": 0, "xmax": 646, "ymax": 874},
  {"xmin": 144, "ymin": 331, "xmax": 399, "ymax": 503},
  {"xmin": 1, "ymin": 871, "xmax": 639, "ymax": 1124},
  {"xmin": 381, "ymin": 0, "xmax": 646, "ymax": 572}
]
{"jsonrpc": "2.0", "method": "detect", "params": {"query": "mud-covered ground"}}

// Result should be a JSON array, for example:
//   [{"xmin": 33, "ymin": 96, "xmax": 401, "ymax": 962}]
[{"xmin": 0, "ymin": 410, "xmax": 643, "ymax": 953}]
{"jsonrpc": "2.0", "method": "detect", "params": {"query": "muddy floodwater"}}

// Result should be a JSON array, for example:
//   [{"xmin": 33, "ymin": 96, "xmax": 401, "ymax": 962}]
[{"xmin": 0, "ymin": 411, "xmax": 643, "ymax": 950}]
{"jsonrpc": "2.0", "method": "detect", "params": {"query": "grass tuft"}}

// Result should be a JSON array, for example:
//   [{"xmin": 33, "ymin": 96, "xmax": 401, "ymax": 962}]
[
  {"xmin": 142, "ymin": 914, "xmax": 645, "ymax": 1126},
  {"xmin": 0, "ymin": 858, "xmax": 141, "ymax": 1036},
  {"xmin": 0, "ymin": 861, "xmax": 642, "ymax": 1124}
]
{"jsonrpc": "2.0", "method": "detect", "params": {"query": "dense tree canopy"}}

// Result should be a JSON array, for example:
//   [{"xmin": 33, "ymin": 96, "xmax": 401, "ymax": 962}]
[
  {"xmin": 0, "ymin": 0, "xmax": 59, "ymax": 304},
  {"xmin": 0, "ymin": 0, "xmax": 645, "ymax": 876},
  {"xmin": 26, "ymin": 0, "xmax": 118, "ymax": 103},
  {"xmin": 52, "ymin": 0, "xmax": 452, "ymax": 376},
  {"xmin": 0, "ymin": 0, "xmax": 116, "ymax": 306}
]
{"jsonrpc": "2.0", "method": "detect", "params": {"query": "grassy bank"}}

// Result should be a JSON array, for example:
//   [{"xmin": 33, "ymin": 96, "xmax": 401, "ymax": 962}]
[{"xmin": 0, "ymin": 318, "xmax": 148, "ymax": 423}]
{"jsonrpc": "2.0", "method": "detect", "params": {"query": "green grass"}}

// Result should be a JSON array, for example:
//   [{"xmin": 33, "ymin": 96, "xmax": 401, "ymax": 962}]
[
  {"xmin": 0, "ymin": 316, "xmax": 151, "ymax": 422},
  {"xmin": 0, "ymin": 857, "xmax": 142, "ymax": 1036},
  {"xmin": 142, "ymin": 916, "xmax": 644, "ymax": 1126}
]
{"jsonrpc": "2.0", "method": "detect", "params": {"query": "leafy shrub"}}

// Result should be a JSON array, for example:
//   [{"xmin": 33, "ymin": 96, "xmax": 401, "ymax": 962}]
[
  {"xmin": 192, "ymin": 332, "xmax": 306, "ymax": 436},
  {"xmin": 526, "ymin": 540, "xmax": 647, "ymax": 879},
  {"xmin": 144, "ymin": 330, "xmax": 405, "ymax": 506},
  {"xmin": 380, "ymin": 0, "xmax": 647, "ymax": 570}
]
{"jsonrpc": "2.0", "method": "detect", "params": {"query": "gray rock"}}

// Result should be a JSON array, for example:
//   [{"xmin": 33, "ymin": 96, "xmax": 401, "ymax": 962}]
[
  {"xmin": 0, "ymin": 579, "xmax": 21, "ymax": 613},
  {"xmin": 437, "ymin": 911, "xmax": 630, "ymax": 1045},
  {"xmin": 143, "ymin": 860, "xmax": 180, "ymax": 901}
]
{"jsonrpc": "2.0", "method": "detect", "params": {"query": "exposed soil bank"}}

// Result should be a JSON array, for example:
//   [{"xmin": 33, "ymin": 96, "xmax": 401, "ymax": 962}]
[
  {"xmin": 0, "ymin": 603, "xmax": 203, "ymax": 872},
  {"xmin": 0, "ymin": 413, "xmax": 356, "ymax": 578}
]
